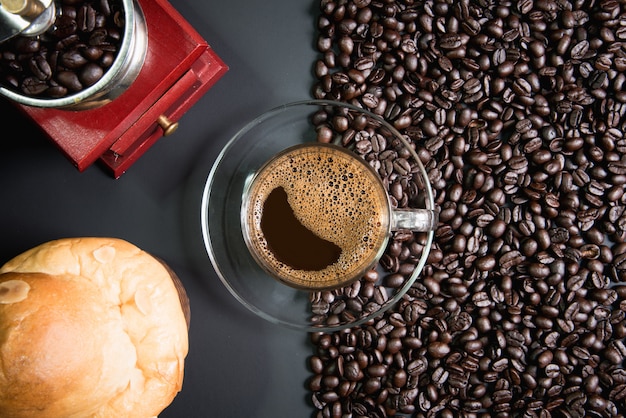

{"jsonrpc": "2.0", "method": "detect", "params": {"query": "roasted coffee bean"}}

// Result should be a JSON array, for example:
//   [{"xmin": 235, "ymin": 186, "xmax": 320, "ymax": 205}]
[
  {"xmin": 77, "ymin": 4, "xmax": 97, "ymax": 32},
  {"xmin": 28, "ymin": 55, "xmax": 52, "ymax": 81},
  {"xmin": 88, "ymin": 28, "xmax": 108, "ymax": 45},
  {"xmin": 53, "ymin": 15, "xmax": 78, "ymax": 38},
  {"xmin": 79, "ymin": 63, "xmax": 104, "ymax": 86},
  {"xmin": 60, "ymin": 51, "xmax": 88, "ymax": 69},
  {"xmin": 21, "ymin": 77, "xmax": 48, "ymax": 95},
  {"xmin": 56, "ymin": 71, "xmax": 83, "ymax": 91},
  {"xmin": 46, "ymin": 84, "xmax": 68, "ymax": 98}
]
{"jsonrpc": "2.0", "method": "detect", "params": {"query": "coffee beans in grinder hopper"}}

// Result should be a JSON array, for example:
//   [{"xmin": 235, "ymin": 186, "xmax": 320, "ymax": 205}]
[
  {"xmin": 308, "ymin": 0, "xmax": 626, "ymax": 416},
  {"xmin": 0, "ymin": 0, "xmax": 124, "ymax": 98}
]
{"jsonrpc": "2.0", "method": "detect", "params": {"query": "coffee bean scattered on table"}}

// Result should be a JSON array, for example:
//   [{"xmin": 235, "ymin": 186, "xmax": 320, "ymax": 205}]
[
  {"xmin": 308, "ymin": 0, "xmax": 626, "ymax": 416},
  {"xmin": 0, "ymin": 0, "xmax": 124, "ymax": 98}
]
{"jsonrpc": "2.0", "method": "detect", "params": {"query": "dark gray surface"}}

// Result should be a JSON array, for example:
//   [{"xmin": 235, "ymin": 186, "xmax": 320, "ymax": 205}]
[{"xmin": 0, "ymin": 1, "xmax": 320, "ymax": 416}]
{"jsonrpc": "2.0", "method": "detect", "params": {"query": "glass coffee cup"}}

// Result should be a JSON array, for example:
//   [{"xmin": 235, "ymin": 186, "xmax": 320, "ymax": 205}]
[
  {"xmin": 202, "ymin": 100, "xmax": 438, "ymax": 331},
  {"xmin": 241, "ymin": 142, "xmax": 436, "ymax": 291}
]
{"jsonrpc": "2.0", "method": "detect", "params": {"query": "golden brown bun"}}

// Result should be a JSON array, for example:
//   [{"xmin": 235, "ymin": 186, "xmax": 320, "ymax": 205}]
[{"xmin": 0, "ymin": 238, "xmax": 189, "ymax": 418}]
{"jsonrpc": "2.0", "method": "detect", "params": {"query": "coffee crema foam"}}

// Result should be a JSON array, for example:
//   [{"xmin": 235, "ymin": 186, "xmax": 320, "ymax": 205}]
[{"xmin": 245, "ymin": 143, "xmax": 391, "ymax": 289}]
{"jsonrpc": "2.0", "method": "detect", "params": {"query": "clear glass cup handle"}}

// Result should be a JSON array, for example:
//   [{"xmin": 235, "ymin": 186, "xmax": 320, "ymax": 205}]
[{"xmin": 390, "ymin": 208, "xmax": 438, "ymax": 232}]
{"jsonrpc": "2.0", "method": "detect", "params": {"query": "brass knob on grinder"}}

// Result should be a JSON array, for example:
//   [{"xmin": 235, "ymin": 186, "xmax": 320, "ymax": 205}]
[{"xmin": 157, "ymin": 115, "xmax": 179, "ymax": 137}]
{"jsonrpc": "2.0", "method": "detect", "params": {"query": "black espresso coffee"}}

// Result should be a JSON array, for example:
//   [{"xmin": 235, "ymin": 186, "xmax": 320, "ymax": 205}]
[{"xmin": 242, "ymin": 143, "xmax": 391, "ymax": 290}]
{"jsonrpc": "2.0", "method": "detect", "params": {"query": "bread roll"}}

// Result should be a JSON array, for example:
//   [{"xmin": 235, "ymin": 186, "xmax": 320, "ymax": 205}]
[{"xmin": 0, "ymin": 237, "xmax": 189, "ymax": 418}]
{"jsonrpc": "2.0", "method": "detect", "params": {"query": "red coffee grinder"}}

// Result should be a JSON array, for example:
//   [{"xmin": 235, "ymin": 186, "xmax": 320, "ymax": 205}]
[{"xmin": 0, "ymin": 0, "xmax": 227, "ymax": 178}]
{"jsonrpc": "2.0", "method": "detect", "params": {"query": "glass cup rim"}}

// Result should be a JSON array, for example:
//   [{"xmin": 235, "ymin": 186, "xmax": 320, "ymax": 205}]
[
  {"xmin": 240, "ymin": 142, "xmax": 394, "ymax": 291},
  {"xmin": 201, "ymin": 99, "xmax": 437, "ymax": 332}
]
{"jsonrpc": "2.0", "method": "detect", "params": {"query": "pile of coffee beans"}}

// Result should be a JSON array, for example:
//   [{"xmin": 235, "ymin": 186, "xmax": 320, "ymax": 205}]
[
  {"xmin": 0, "ymin": 0, "xmax": 124, "ymax": 98},
  {"xmin": 307, "ymin": 0, "xmax": 626, "ymax": 416}
]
